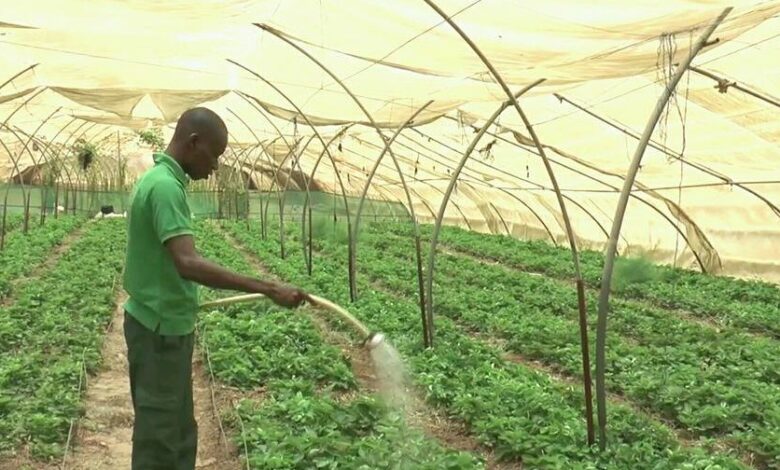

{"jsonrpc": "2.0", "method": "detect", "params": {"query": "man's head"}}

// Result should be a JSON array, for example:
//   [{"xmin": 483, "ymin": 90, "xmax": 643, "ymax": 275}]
[{"xmin": 166, "ymin": 107, "xmax": 228, "ymax": 180}]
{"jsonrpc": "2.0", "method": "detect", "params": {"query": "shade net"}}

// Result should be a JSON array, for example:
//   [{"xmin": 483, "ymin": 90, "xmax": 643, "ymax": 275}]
[{"xmin": 1, "ymin": 0, "xmax": 779, "ymax": 280}]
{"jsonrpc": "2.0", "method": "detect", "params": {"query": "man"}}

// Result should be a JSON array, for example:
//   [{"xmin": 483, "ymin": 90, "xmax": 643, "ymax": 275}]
[{"xmin": 122, "ymin": 107, "xmax": 308, "ymax": 469}]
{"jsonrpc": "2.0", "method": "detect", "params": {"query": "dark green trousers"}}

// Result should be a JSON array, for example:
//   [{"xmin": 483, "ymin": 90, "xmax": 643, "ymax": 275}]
[{"xmin": 124, "ymin": 312, "xmax": 197, "ymax": 470}]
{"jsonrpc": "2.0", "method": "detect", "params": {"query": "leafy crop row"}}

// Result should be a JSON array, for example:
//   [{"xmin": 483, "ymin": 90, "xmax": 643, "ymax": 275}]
[
  {"xmin": 343, "ymin": 225, "xmax": 779, "ymax": 467},
  {"xmin": 193, "ymin": 221, "xmax": 481, "ymax": 469},
  {"xmin": 0, "ymin": 218, "xmax": 125, "ymax": 460},
  {"xmin": 0, "ymin": 213, "xmax": 25, "ymax": 236},
  {"xmin": 223, "ymin": 220, "xmax": 748, "ymax": 469},
  {"xmin": 380, "ymin": 222, "xmax": 780, "ymax": 338},
  {"xmin": 0, "ymin": 215, "xmax": 86, "ymax": 299}
]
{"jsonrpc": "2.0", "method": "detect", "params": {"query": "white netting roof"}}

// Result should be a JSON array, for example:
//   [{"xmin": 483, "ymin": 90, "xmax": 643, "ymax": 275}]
[{"xmin": 1, "ymin": 0, "xmax": 779, "ymax": 279}]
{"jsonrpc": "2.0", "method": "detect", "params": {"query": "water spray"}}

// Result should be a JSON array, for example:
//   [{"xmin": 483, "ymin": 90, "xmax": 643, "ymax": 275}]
[{"xmin": 202, "ymin": 291, "xmax": 409, "ymax": 410}]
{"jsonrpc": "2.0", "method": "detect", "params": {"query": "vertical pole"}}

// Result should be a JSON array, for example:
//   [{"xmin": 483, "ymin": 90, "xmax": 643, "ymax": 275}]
[
  {"xmin": 23, "ymin": 192, "xmax": 31, "ymax": 233},
  {"xmin": 308, "ymin": 206, "xmax": 313, "ymax": 275},
  {"xmin": 0, "ymin": 206, "xmax": 6, "ymax": 251},
  {"xmin": 594, "ymin": 8, "xmax": 731, "ymax": 449},
  {"xmin": 577, "ymin": 279, "xmax": 595, "ymax": 445},
  {"xmin": 421, "ymin": 0, "xmax": 587, "ymax": 361}
]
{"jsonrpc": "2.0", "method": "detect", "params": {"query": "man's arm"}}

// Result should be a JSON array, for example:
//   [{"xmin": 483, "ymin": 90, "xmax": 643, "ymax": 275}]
[{"xmin": 165, "ymin": 234, "xmax": 307, "ymax": 308}]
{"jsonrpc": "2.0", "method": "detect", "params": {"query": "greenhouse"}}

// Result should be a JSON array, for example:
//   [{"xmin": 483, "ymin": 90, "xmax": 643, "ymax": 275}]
[{"xmin": 0, "ymin": 1, "xmax": 778, "ymax": 469}]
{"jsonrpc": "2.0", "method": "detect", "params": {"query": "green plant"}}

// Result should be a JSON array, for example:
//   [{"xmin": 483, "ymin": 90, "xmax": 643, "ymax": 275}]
[
  {"xmin": 611, "ymin": 255, "xmax": 664, "ymax": 294},
  {"xmin": 0, "ymin": 219, "xmax": 125, "ymax": 459},
  {"xmin": 221, "ymin": 219, "xmax": 753, "ymax": 469},
  {"xmin": 137, "ymin": 127, "xmax": 165, "ymax": 151},
  {"xmin": 73, "ymin": 139, "xmax": 98, "ymax": 171}
]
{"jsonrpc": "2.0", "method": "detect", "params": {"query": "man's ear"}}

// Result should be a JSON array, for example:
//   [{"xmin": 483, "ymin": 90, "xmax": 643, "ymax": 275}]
[{"xmin": 187, "ymin": 132, "xmax": 199, "ymax": 148}]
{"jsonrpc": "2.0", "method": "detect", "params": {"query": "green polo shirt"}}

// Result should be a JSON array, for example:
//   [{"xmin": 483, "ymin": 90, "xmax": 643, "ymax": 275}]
[{"xmin": 123, "ymin": 152, "xmax": 199, "ymax": 336}]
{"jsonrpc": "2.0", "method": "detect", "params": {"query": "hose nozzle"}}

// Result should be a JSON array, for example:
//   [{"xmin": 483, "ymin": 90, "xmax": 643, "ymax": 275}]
[{"xmin": 364, "ymin": 332, "xmax": 386, "ymax": 350}]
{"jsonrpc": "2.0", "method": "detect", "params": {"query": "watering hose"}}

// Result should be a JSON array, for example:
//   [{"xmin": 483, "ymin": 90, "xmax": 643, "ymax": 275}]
[{"xmin": 200, "ymin": 293, "xmax": 386, "ymax": 349}]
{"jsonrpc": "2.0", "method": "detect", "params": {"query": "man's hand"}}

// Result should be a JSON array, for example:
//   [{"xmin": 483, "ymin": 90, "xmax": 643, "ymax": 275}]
[
  {"xmin": 265, "ymin": 281, "xmax": 309, "ymax": 308},
  {"xmin": 165, "ymin": 235, "xmax": 310, "ymax": 308}
]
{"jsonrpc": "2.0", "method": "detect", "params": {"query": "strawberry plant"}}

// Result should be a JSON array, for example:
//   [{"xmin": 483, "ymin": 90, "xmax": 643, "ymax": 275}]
[
  {"xmin": 337, "ymin": 224, "xmax": 779, "ymax": 466},
  {"xmin": 223, "ymin": 219, "xmax": 750, "ymax": 469},
  {"xmin": 0, "ymin": 215, "xmax": 85, "ymax": 299},
  {"xmin": 0, "ymin": 213, "xmax": 24, "ymax": 236},
  {"xmin": 0, "ymin": 218, "xmax": 125, "ymax": 460},
  {"xmin": 391, "ymin": 222, "xmax": 780, "ymax": 338},
  {"xmin": 193, "ymin": 221, "xmax": 481, "ymax": 468}
]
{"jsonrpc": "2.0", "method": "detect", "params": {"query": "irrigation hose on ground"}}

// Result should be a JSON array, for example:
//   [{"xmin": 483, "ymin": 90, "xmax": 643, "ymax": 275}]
[{"xmin": 200, "ymin": 293, "xmax": 386, "ymax": 349}]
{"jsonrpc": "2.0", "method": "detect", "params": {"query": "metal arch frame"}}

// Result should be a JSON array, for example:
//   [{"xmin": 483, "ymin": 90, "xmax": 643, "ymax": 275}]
[
  {"xmin": 327, "ymin": 158, "xmax": 416, "ymax": 223},
  {"xmin": 388, "ymin": 134, "xmax": 554, "ymax": 233},
  {"xmin": 554, "ymin": 93, "xmax": 780, "ymax": 220},
  {"xmin": 0, "ymin": 64, "xmax": 39, "ymax": 91},
  {"xmin": 235, "ymin": 90, "xmax": 322, "ymax": 243},
  {"xmin": 227, "ymin": 62, "xmax": 358, "ymax": 300},
  {"xmin": 299, "ymin": 125, "xmax": 354, "ymax": 274},
  {"xmin": 225, "ymin": 106, "xmax": 279, "ymax": 230},
  {"xmin": 22, "ymin": 117, "xmax": 80, "ymax": 219},
  {"xmin": 374, "ymin": 134, "xmax": 613, "ymax": 245},
  {"xmin": 395, "ymin": 130, "xmax": 614, "ymax": 245},
  {"xmin": 488, "ymin": 201, "xmax": 510, "ymax": 235},
  {"xmin": 490, "ymin": 187, "xmax": 557, "ymax": 246},
  {"xmin": 0, "ymin": 64, "xmax": 40, "ymax": 234},
  {"xmin": 240, "ymin": 122, "xmax": 314, "ymax": 263},
  {"xmin": 219, "ymin": 132, "xmax": 247, "ymax": 218},
  {"xmin": 421, "ymin": 0, "xmax": 594, "ymax": 441},
  {"xmin": 14, "ymin": 107, "xmax": 62, "ymax": 226},
  {"xmin": 382, "ymin": 174, "xmax": 602, "ymax": 248},
  {"xmin": 334, "ymin": 143, "xmax": 455, "ymax": 233},
  {"xmin": 260, "ymin": 137, "xmax": 306, "ymax": 240},
  {"xmin": 47, "ymin": 120, "xmax": 91, "ymax": 215},
  {"xmin": 210, "ymin": 140, "xmax": 259, "ymax": 219},
  {"xmin": 253, "ymin": 24, "xmax": 433, "ymax": 345},
  {"xmin": 349, "ymin": 102, "xmax": 435, "ymax": 340},
  {"xmin": 58, "ymin": 121, "xmax": 100, "ymax": 214},
  {"xmin": 273, "ymin": 135, "xmax": 316, "ymax": 260},
  {"xmin": 235, "ymin": 90, "xmax": 355, "ymax": 273},
  {"xmin": 10, "ymin": 123, "xmax": 72, "ymax": 224},
  {"xmin": 474, "ymin": 127, "xmax": 708, "ymax": 269},
  {"xmin": 424, "ymin": 81, "xmax": 541, "ymax": 301},
  {"xmin": 253, "ymin": 136, "xmax": 287, "ymax": 237},
  {"xmin": 222, "ymin": 132, "xmax": 259, "ymax": 219},
  {"xmin": 323, "ymin": 152, "xmax": 438, "ymax": 224},
  {"xmin": 0, "ymin": 88, "xmax": 47, "ymax": 230},
  {"xmin": 233, "ymin": 91, "xmax": 299, "ymax": 237},
  {"xmin": 0, "ymin": 125, "xmax": 45, "ymax": 235},
  {"xmin": 343, "ymin": 169, "xmax": 412, "ymax": 221},
  {"xmin": 341, "ymin": 140, "xmax": 476, "ymax": 230},
  {"xmin": 69, "ymin": 124, "xmax": 115, "ymax": 214},
  {"xmin": 594, "ymin": 8, "xmax": 731, "ymax": 449}
]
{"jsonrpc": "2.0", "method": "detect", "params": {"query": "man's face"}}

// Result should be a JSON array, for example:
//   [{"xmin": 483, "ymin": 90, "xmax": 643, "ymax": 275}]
[{"xmin": 188, "ymin": 133, "xmax": 226, "ymax": 180}]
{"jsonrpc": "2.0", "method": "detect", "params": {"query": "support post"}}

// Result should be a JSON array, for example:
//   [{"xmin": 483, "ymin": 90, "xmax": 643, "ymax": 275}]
[
  {"xmin": 594, "ymin": 8, "xmax": 731, "ymax": 449},
  {"xmin": 422, "ymin": 0, "xmax": 592, "ymax": 439}
]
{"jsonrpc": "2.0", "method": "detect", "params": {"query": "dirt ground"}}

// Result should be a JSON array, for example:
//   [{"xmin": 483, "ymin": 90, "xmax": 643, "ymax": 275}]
[{"xmin": 65, "ymin": 292, "xmax": 242, "ymax": 470}]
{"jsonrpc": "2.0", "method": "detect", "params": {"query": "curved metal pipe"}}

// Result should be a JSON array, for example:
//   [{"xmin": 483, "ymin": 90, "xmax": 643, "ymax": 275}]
[
  {"xmin": 350, "ymin": 102, "xmax": 434, "ymax": 334},
  {"xmin": 341, "ymin": 138, "xmax": 476, "ymax": 231},
  {"xmin": 594, "ymin": 8, "xmax": 731, "ymax": 449},
  {"xmin": 228, "ymin": 65, "xmax": 356, "ymax": 299},
  {"xmin": 236, "ymin": 90, "xmax": 354, "ymax": 270},
  {"xmin": 252, "ymin": 23, "xmax": 433, "ymax": 344},
  {"xmin": 0, "ymin": 64, "xmax": 38, "ymax": 92},
  {"xmin": 421, "ymin": 0, "xmax": 593, "ymax": 441},
  {"xmin": 554, "ymin": 93, "xmax": 780, "ymax": 220},
  {"xmin": 0, "ymin": 88, "xmax": 46, "ymax": 229},
  {"xmin": 300, "ymin": 125, "xmax": 353, "ymax": 274},
  {"xmin": 17, "ymin": 108, "xmax": 62, "ymax": 225}
]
